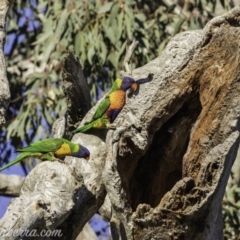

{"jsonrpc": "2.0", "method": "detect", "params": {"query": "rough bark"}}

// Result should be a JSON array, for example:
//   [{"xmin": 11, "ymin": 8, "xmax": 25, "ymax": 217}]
[
  {"xmin": 0, "ymin": 0, "xmax": 11, "ymax": 125},
  {"xmin": 0, "ymin": 6, "xmax": 240, "ymax": 240},
  {"xmin": 103, "ymin": 7, "xmax": 240, "ymax": 239}
]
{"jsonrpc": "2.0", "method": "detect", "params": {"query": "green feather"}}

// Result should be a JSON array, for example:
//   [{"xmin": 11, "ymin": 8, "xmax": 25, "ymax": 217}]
[
  {"xmin": 17, "ymin": 138, "xmax": 64, "ymax": 153},
  {"xmin": 72, "ymin": 121, "xmax": 95, "ymax": 133},
  {"xmin": 72, "ymin": 117, "xmax": 110, "ymax": 133},
  {"xmin": 63, "ymin": 139, "xmax": 80, "ymax": 153},
  {"xmin": 91, "ymin": 96, "xmax": 111, "ymax": 121}
]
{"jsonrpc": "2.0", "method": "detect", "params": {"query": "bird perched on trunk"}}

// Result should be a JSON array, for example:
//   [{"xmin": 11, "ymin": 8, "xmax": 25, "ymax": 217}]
[
  {"xmin": 0, "ymin": 138, "xmax": 90, "ymax": 171},
  {"xmin": 72, "ymin": 76, "xmax": 137, "ymax": 133}
]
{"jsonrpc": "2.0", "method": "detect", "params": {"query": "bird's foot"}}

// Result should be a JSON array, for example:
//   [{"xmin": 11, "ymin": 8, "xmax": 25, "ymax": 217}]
[
  {"xmin": 37, "ymin": 199, "xmax": 51, "ymax": 207},
  {"xmin": 112, "ymin": 126, "xmax": 129, "ymax": 143},
  {"xmin": 57, "ymin": 158, "xmax": 65, "ymax": 164},
  {"xmin": 106, "ymin": 123, "xmax": 117, "ymax": 130},
  {"xmin": 69, "ymin": 166, "xmax": 83, "ymax": 182}
]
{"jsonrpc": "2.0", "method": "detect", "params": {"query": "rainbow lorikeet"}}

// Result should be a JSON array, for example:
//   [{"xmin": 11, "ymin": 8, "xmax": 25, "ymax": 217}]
[
  {"xmin": 0, "ymin": 138, "xmax": 90, "ymax": 171},
  {"xmin": 72, "ymin": 76, "xmax": 137, "ymax": 133}
]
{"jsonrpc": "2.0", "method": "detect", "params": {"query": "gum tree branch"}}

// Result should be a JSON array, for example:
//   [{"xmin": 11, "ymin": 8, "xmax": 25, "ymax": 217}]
[
  {"xmin": 103, "ymin": 7, "xmax": 240, "ymax": 239},
  {"xmin": 0, "ymin": 174, "xmax": 24, "ymax": 197},
  {"xmin": 99, "ymin": 40, "xmax": 139, "ymax": 221},
  {"xmin": 121, "ymin": 39, "xmax": 139, "ymax": 76},
  {"xmin": 0, "ymin": 0, "xmax": 11, "ymax": 125}
]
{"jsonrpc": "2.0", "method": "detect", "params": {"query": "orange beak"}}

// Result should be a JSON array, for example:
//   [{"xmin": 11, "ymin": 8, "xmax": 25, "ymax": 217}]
[
  {"xmin": 131, "ymin": 82, "xmax": 138, "ymax": 91},
  {"xmin": 84, "ymin": 155, "xmax": 90, "ymax": 161}
]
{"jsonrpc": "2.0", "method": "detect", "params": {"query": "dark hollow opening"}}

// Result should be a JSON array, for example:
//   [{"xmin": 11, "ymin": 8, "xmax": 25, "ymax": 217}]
[{"xmin": 129, "ymin": 94, "xmax": 202, "ymax": 210}]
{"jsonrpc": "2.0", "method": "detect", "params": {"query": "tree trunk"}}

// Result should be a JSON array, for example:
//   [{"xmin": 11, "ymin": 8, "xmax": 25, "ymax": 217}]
[
  {"xmin": 0, "ymin": 0, "xmax": 11, "ymax": 125},
  {"xmin": 1, "ymin": 6, "xmax": 240, "ymax": 240}
]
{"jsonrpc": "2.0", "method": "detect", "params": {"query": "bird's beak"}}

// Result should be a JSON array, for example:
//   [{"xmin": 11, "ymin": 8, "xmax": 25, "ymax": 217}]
[
  {"xmin": 84, "ymin": 155, "xmax": 90, "ymax": 161},
  {"xmin": 131, "ymin": 82, "xmax": 138, "ymax": 91}
]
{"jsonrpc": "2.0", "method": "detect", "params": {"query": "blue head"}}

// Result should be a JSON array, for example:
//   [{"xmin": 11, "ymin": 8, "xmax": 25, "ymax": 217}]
[
  {"xmin": 77, "ymin": 145, "xmax": 90, "ymax": 160},
  {"xmin": 121, "ymin": 76, "xmax": 137, "ymax": 92}
]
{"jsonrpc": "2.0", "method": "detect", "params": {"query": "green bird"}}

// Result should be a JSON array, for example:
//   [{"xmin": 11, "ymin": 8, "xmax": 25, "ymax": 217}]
[
  {"xmin": 0, "ymin": 138, "xmax": 90, "ymax": 172},
  {"xmin": 72, "ymin": 76, "xmax": 137, "ymax": 133}
]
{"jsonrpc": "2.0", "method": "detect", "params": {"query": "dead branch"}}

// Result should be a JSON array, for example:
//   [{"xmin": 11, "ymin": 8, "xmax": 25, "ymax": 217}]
[
  {"xmin": 0, "ymin": 174, "xmax": 24, "ymax": 197},
  {"xmin": 121, "ymin": 39, "xmax": 139, "ymax": 76},
  {"xmin": 62, "ymin": 52, "xmax": 91, "ymax": 134}
]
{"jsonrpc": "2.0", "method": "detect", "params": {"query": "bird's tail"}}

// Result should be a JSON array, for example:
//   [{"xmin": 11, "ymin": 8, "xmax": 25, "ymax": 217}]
[
  {"xmin": 0, "ymin": 152, "xmax": 30, "ymax": 172},
  {"xmin": 71, "ymin": 121, "xmax": 95, "ymax": 134}
]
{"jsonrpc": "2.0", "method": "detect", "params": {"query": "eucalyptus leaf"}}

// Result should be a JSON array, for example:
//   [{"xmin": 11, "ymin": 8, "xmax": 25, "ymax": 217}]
[
  {"xmin": 117, "ymin": 11, "xmax": 124, "ymax": 41},
  {"xmin": 100, "ymin": 40, "xmax": 107, "ymax": 63},
  {"xmin": 55, "ymin": 9, "xmax": 69, "ymax": 40},
  {"xmin": 32, "ymin": 31, "xmax": 52, "ymax": 45},
  {"xmin": 108, "ymin": 51, "xmax": 118, "ymax": 69},
  {"xmin": 135, "ymin": 13, "xmax": 146, "ymax": 22},
  {"xmin": 104, "ymin": 26, "xmax": 116, "ymax": 45},
  {"xmin": 173, "ymin": 17, "xmax": 185, "ymax": 35},
  {"xmin": 87, "ymin": 46, "xmax": 95, "ymax": 65},
  {"xmin": 159, "ymin": 14, "xmax": 168, "ymax": 22},
  {"xmin": 98, "ymin": 2, "xmax": 114, "ymax": 14},
  {"xmin": 109, "ymin": 2, "xmax": 119, "ymax": 23}
]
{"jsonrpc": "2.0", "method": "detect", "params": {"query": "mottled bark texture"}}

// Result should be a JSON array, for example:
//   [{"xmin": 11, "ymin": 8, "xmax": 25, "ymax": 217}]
[
  {"xmin": 103, "ymin": 7, "xmax": 240, "ymax": 239},
  {"xmin": 1, "ymin": 7, "xmax": 240, "ymax": 240},
  {"xmin": 0, "ymin": 0, "xmax": 11, "ymax": 125}
]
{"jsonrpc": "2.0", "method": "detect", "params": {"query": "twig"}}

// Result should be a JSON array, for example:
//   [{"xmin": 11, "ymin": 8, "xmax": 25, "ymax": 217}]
[
  {"xmin": 0, "ymin": 173, "xmax": 24, "ymax": 197},
  {"xmin": 122, "ymin": 39, "xmax": 138, "ymax": 76}
]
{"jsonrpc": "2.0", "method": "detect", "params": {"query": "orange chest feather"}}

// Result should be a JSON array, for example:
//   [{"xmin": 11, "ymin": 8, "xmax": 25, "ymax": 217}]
[{"xmin": 108, "ymin": 90, "xmax": 125, "ymax": 110}]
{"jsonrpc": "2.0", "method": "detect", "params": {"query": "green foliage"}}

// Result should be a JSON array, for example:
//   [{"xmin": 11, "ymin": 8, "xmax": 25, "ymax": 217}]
[
  {"xmin": 223, "ymin": 172, "xmax": 240, "ymax": 240},
  {"xmin": 2, "ymin": 0, "xmax": 232, "ymax": 153}
]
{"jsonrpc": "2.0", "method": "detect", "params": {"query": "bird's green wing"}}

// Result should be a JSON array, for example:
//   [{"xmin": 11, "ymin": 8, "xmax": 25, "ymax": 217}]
[
  {"xmin": 90, "ymin": 96, "xmax": 111, "ymax": 121},
  {"xmin": 17, "ymin": 138, "xmax": 64, "ymax": 153}
]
